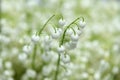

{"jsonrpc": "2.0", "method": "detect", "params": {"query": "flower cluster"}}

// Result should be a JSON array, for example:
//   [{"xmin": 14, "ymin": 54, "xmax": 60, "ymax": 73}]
[
  {"xmin": 21, "ymin": 15, "xmax": 86, "ymax": 80},
  {"xmin": 0, "ymin": 0, "xmax": 120, "ymax": 80}
]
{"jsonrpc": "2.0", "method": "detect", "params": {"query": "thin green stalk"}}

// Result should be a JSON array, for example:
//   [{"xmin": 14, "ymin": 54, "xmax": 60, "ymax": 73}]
[
  {"xmin": 32, "ymin": 44, "xmax": 37, "ymax": 69},
  {"xmin": 32, "ymin": 15, "xmax": 55, "ymax": 69},
  {"xmin": 71, "ymin": 27, "xmax": 76, "ymax": 35},
  {"xmin": 38, "ymin": 15, "xmax": 55, "ymax": 35},
  {"xmin": 54, "ymin": 17, "xmax": 80, "ymax": 80},
  {"xmin": 54, "ymin": 53, "xmax": 61, "ymax": 80},
  {"xmin": 59, "ymin": 17, "xmax": 80, "ymax": 46}
]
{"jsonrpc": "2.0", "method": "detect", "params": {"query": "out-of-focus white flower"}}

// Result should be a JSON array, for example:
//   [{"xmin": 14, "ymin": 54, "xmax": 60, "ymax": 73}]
[
  {"xmin": 99, "ymin": 60, "xmax": 110, "ymax": 72},
  {"xmin": 94, "ymin": 72, "xmax": 101, "ymax": 80},
  {"xmin": 26, "ymin": 69, "xmax": 36, "ymax": 78},
  {"xmin": 31, "ymin": 34, "xmax": 40, "ymax": 43},
  {"xmin": 65, "ymin": 69, "xmax": 72, "ymax": 76},
  {"xmin": 42, "ymin": 66, "xmax": 52, "ymax": 76},
  {"xmin": 112, "ymin": 66, "xmax": 119, "ymax": 74},
  {"xmin": 79, "ymin": 20, "xmax": 86, "ymax": 28},
  {"xmin": 26, "ymin": 0, "xmax": 38, "ymax": 8},
  {"xmin": 5, "ymin": 61, "xmax": 12, "ymax": 69},
  {"xmin": 81, "ymin": 72, "xmax": 89, "ymax": 79},
  {"xmin": 59, "ymin": 19, "xmax": 66, "ymax": 26},
  {"xmin": 76, "ymin": 29, "xmax": 82, "ymax": 36},
  {"xmin": 0, "ymin": 35, "xmax": 10, "ymax": 44},
  {"xmin": 4, "ymin": 70, "xmax": 14, "ymax": 77},
  {"xmin": 69, "ymin": 41, "xmax": 77, "ymax": 49},
  {"xmin": 61, "ymin": 54, "xmax": 70, "ymax": 63},
  {"xmin": 80, "ymin": 57, "xmax": 88, "ymax": 63},
  {"xmin": 7, "ymin": 77, "xmax": 14, "ymax": 80},
  {"xmin": 18, "ymin": 53, "xmax": 27, "ymax": 61},
  {"xmin": 57, "ymin": 28, "xmax": 63, "ymax": 34},
  {"xmin": 44, "ymin": 35, "xmax": 51, "ymax": 44},
  {"xmin": 41, "ymin": 53, "xmax": 51, "ymax": 62},
  {"xmin": 23, "ymin": 45, "xmax": 32, "ymax": 53},
  {"xmin": 65, "ymin": 41, "xmax": 77, "ymax": 50},
  {"xmin": 57, "ymin": 45, "xmax": 65, "ymax": 53},
  {"xmin": 113, "ymin": 44, "xmax": 119, "ymax": 52}
]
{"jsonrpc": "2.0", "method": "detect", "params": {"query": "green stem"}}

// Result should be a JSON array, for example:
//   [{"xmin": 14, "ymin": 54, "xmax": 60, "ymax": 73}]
[
  {"xmin": 59, "ymin": 17, "xmax": 80, "ymax": 46},
  {"xmin": 54, "ymin": 17, "xmax": 80, "ymax": 80},
  {"xmin": 32, "ymin": 44, "xmax": 37, "ymax": 69},
  {"xmin": 54, "ymin": 53, "xmax": 61, "ymax": 80},
  {"xmin": 71, "ymin": 27, "xmax": 76, "ymax": 35},
  {"xmin": 31, "ymin": 15, "xmax": 55, "ymax": 69},
  {"xmin": 38, "ymin": 15, "xmax": 55, "ymax": 35}
]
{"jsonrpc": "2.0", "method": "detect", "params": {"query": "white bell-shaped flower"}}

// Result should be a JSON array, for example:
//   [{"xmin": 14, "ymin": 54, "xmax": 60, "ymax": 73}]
[
  {"xmin": 59, "ymin": 18, "xmax": 66, "ymax": 26},
  {"xmin": 31, "ymin": 34, "xmax": 40, "ymax": 43},
  {"xmin": 69, "ymin": 41, "xmax": 77, "ymax": 49},
  {"xmin": 23, "ymin": 45, "xmax": 32, "ymax": 53},
  {"xmin": 64, "ymin": 41, "xmax": 77, "ymax": 50},
  {"xmin": 42, "ymin": 66, "xmax": 52, "ymax": 76},
  {"xmin": 76, "ymin": 29, "xmax": 82, "ymax": 36},
  {"xmin": 41, "ymin": 53, "xmax": 51, "ymax": 62},
  {"xmin": 57, "ymin": 28, "xmax": 63, "ymax": 34},
  {"xmin": 61, "ymin": 54, "xmax": 70, "ymax": 64},
  {"xmin": 66, "ymin": 28, "xmax": 73, "ymax": 35},
  {"xmin": 5, "ymin": 61, "xmax": 12, "ymax": 69},
  {"xmin": 26, "ymin": 69, "xmax": 36, "ymax": 78},
  {"xmin": 71, "ymin": 33, "xmax": 79, "ymax": 41},
  {"xmin": 18, "ymin": 53, "xmax": 27, "ymax": 61},
  {"xmin": 57, "ymin": 45, "xmax": 65, "ymax": 53},
  {"xmin": 79, "ymin": 20, "xmax": 86, "ymax": 28},
  {"xmin": 44, "ymin": 35, "xmax": 51, "ymax": 44},
  {"xmin": 52, "ymin": 31, "xmax": 61, "ymax": 39}
]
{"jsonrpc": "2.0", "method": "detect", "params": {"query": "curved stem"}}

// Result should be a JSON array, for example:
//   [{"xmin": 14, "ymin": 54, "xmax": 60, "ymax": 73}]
[
  {"xmin": 54, "ymin": 17, "xmax": 80, "ymax": 80},
  {"xmin": 71, "ymin": 27, "xmax": 76, "ymax": 35},
  {"xmin": 81, "ymin": 17, "xmax": 84, "ymax": 22},
  {"xmin": 38, "ymin": 15, "xmax": 55, "ymax": 35},
  {"xmin": 59, "ymin": 17, "xmax": 80, "ymax": 46}
]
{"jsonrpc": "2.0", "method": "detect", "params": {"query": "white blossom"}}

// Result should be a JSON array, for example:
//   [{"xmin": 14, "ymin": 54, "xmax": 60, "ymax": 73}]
[
  {"xmin": 59, "ymin": 19, "xmax": 66, "ymax": 26},
  {"xmin": 51, "ymin": 30, "xmax": 61, "ymax": 39},
  {"xmin": 57, "ymin": 45, "xmax": 65, "ymax": 53},
  {"xmin": 31, "ymin": 34, "xmax": 40, "ymax": 43},
  {"xmin": 66, "ymin": 28, "xmax": 73, "ymax": 35},
  {"xmin": 71, "ymin": 33, "xmax": 79, "ymax": 41},
  {"xmin": 61, "ymin": 54, "xmax": 70, "ymax": 63},
  {"xmin": 79, "ymin": 20, "xmax": 86, "ymax": 28},
  {"xmin": 5, "ymin": 61, "xmax": 12, "ymax": 69},
  {"xmin": 23, "ymin": 45, "xmax": 32, "ymax": 53},
  {"xmin": 26, "ymin": 69, "xmax": 36, "ymax": 78}
]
